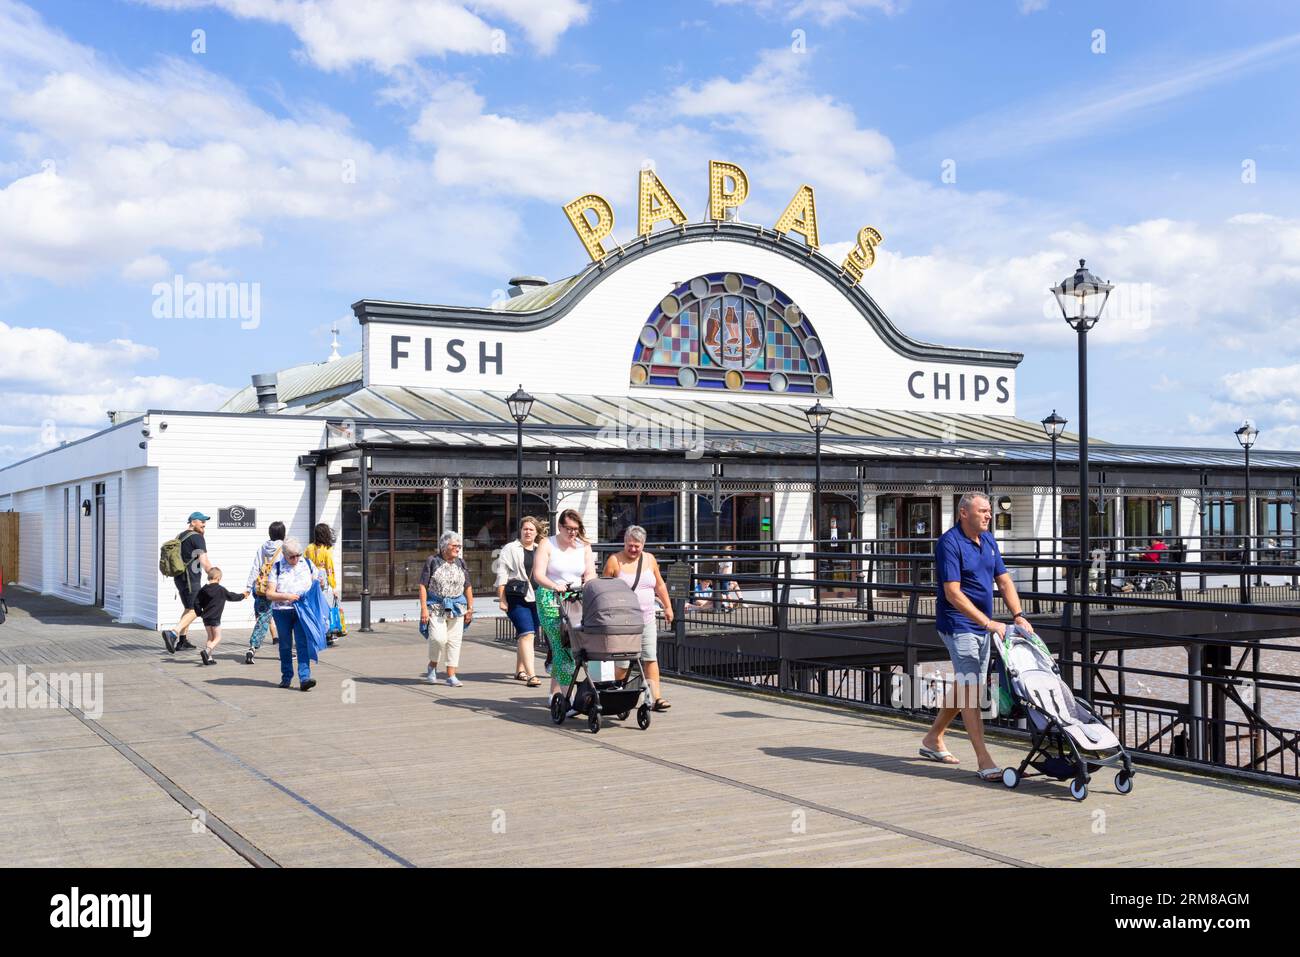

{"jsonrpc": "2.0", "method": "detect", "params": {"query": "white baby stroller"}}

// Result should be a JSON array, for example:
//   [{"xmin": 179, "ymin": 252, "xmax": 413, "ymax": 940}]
[
  {"xmin": 991, "ymin": 625, "xmax": 1136, "ymax": 802},
  {"xmin": 549, "ymin": 578, "xmax": 653, "ymax": 734}
]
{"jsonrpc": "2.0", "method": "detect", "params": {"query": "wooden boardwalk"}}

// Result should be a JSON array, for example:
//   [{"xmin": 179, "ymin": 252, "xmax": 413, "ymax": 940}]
[{"xmin": 1, "ymin": 590, "xmax": 1297, "ymax": 868}]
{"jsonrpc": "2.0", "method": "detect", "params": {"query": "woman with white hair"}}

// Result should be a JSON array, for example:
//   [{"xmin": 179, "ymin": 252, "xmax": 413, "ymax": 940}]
[
  {"xmin": 264, "ymin": 537, "xmax": 328, "ymax": 691},
  {"xmin": 603, "ymin": 525, "xmax": 674, "ymax": 711},
  {"xmin": 418, "ymin": 530, "xmax": 474, "ymax": 687}
]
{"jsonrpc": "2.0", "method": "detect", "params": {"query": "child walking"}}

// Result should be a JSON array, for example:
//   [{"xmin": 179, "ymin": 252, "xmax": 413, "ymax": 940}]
[{"xmin": 194, "ymin": 567, "xmax": 247, "ymax": 666}]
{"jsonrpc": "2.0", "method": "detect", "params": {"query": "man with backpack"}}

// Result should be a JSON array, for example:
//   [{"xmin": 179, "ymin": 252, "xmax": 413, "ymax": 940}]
[{"xmin": 161, "ymin": 512, "xmax": 212, "ymax": 653}]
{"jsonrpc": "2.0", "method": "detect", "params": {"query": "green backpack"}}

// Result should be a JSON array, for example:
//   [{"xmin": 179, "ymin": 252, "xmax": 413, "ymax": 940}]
[{"xmin": 159, "ymin": 530, "xmax": 196, "ymax": 577}]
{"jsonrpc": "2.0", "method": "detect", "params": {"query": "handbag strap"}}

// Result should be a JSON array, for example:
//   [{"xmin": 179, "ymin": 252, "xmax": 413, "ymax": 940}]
[{"xmin": 632, "ymin": 553, "xmax": 644, "ymax": 592}]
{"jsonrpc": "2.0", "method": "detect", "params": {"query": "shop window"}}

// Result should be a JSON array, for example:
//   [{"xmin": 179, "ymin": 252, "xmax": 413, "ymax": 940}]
[
  {"xmin": 1200, "ymin": 497, "xmax": 1243, "ymax": 563},
  {"xmin": 1123, "ymin": 496, "xmax": 1177, "ymax": 547},
  {"xmin": 342, "ymin": 491, "xmax": 440, "ymax": 599},
  {"xmin": 462, "ymin": 491, "xmax": 548, "ymax": 596},
  {"xmin": 694, "ymin": 493, "xmax": 772, "ymax": 579},
  {"xmin": 599, "ymin": 492, "xmax": 677, "ymax": 545},
  {"xmin": 1258, "ymin": 497, "xmax": 1297, "ymax": 561}
]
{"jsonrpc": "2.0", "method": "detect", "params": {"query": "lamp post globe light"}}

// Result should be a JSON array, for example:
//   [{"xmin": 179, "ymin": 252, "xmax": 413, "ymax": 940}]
[
  {"xmin": 1051, "ymin": 260, "xmax": 1112, "ymax": 703},
  {"xmin": 1041, "ymin": 410, "xmax": 1068, "ymax": 591},
  {"xmin": 1235, "ymin": 420, "xmax": 1259, "ymax": 598},
  {"xmin": 805, "ymin": 401, "xmax": 831, "ymax": 615},
  {"xmin": 505, "ymin": 385, "xmax": 534, "ymax": 527}
]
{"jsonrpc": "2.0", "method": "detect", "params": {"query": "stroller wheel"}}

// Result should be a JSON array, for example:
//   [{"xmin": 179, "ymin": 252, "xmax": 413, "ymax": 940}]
[
  {"xmin": 1069, "ymin": 778, "xmax": 1088, "ymax": 802},
  {"xmin": 550, "ymin": 694, "xmax": 567, "ymax": 725},
  {"xmin": 1115, "ymin": 771, "xmax": 1134, "ymax": 795},
  {"xmin": 1001, "ymin": 767, "xmax": 1019, "ymax": 789},
  {"xmin": 636, "ymin": 704, "xmax": 651, "ymax": 730},
  {"xmin": 616, "ymin": 711, "xmax": 630, "ymax": 721},
  {"xmin": 587, "ymin": 711, "xmax": 600, "ymax": 734}
]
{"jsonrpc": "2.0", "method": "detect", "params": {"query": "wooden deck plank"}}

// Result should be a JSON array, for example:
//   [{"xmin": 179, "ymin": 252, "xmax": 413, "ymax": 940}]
[{"xmin": 0, "ymin": 591, "xmax": 1297, "ymax": 868}]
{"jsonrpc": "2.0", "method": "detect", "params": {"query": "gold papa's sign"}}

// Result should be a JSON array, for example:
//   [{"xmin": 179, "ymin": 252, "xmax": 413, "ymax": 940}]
[{"xmin": 562, "ymin": 160, "xmax": 884, "ymax": 285}]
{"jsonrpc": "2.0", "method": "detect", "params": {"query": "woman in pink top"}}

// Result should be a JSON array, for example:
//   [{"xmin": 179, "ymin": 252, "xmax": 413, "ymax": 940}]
[{"xmin": 603, "ymin": 525, "xmax": 674, "ymax": 711}]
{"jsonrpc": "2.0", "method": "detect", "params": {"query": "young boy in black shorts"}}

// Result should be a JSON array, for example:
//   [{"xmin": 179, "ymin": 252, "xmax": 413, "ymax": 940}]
[{"xmin": 194, "ymin": 567, "xmax": 247, "ymax": 666}]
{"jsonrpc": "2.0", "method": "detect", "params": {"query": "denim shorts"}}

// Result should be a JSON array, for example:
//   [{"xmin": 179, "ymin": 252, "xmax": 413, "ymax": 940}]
[
  {"xmin": 938, "ymin": 630, "xmax": 991, "ymax": 685},
  {"xmin": 506, "ymin": 596, "xmax": 539, "ymax": 637}
]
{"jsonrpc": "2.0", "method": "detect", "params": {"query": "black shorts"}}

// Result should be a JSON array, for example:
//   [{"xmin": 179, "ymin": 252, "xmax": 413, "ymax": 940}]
[{"xmin": 174, "ymin": 575, "xmax": 198, "ymax": 610}]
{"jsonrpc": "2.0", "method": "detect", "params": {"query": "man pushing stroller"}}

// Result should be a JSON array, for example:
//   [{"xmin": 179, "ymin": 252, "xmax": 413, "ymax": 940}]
[{"xmin": 918, "ymin": 491, "xmax": 1034, "ymax": 781}]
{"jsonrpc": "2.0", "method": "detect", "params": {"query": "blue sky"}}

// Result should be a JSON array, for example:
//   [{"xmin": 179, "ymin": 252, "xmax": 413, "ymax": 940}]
[{"xmin": 3, "ymin": 0, "xmax": 1300, "ymax": 465}]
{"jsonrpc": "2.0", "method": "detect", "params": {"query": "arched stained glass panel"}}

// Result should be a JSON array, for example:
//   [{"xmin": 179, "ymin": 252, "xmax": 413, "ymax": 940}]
[{"xmin": 630, "ymin": 273, "xmax": 832, "ymax": 395}]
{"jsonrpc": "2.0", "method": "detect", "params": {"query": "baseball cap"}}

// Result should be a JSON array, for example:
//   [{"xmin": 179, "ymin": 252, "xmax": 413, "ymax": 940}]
[{"xmin": 189, "ymin": 511, "xmax": 211, "ymax": 522}]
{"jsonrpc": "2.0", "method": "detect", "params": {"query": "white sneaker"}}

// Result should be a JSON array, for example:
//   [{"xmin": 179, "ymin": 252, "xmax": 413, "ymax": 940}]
[
  {"xmin": 425, "ymin": 666, "xmax": 438, "ymax": 684},
  {"xmin": 445, "ymin": 675, "xmax": 462, "ymax": 688}
]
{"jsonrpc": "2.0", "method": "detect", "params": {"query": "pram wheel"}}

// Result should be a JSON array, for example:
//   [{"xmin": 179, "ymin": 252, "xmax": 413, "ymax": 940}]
[
  {"xmin": 1069, "ymin": 778, "xmax": 1088, "ymax": 802},
  {"xmin": 587, "ymin": 711, "xmax": 600, "ymax": 734},
  {"xmin": 616, "ymin": 711, "xmax": 630, "ymax": 721},
  {"xmin": 1001, "ymin": 767, "xmax": 1019, "ymax": 789},
  {"xmin": 550, "ymin": 694, "xmax": 567, "ymax": 725},
  {"xmin": 1115, "ymin": 771, "xmax": 1134, "ymax": 795},
  {"xmin": 636, "ymin": 704, "xmax": 651, "ymax": 730}
]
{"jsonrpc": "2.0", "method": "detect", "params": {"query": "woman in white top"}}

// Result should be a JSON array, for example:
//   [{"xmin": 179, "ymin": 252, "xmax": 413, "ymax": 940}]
[
  {"xmin": 264, "ymin": 538, "xmax": 328, "ymax": 691},
  {"xmin": 495, "ymin": 516, "xmax": 543, "ymax": 687},
  {"xmin": 532, "ymin": 508, "xmax": 597, "ymax": 700}
]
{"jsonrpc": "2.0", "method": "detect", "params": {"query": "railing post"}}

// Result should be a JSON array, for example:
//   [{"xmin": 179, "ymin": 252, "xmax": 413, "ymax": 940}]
[
  {"xmin": 903, "ymin": 591, "xmax": 919, "ymax": 712},
  {"xmin": 1187, "ymin": 642, "xmax": 1203, "ymax": 762},
  {"xmin": 866, "ymin": 542, "xmax": 876, "ymax": 622},
  {"xmin": 1032, "ymin": 539, "xmax": 1041, "ymax": 615},
  {"xmin": 1059, "ymin": 572, "xmax": 1075, "ymax": 691},
  {"xmin": 777, "ymin": 555, "xmax": 791, "ymax": 633}
]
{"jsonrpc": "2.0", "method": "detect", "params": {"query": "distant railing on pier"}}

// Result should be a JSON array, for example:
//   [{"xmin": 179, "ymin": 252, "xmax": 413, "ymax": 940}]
[{"xmin": 492, "ymin": 536, "xmax": 1300, "ymax": 786}]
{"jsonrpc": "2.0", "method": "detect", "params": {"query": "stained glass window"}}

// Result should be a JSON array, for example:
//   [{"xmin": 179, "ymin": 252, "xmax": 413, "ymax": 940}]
[{"xmin": 629, "ymin": 273, "xmax": 832, "ymax": 395}]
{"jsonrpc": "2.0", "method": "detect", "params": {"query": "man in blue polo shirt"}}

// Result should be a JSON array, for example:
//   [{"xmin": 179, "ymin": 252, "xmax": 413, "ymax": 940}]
[{"xmin": 919, "ymin": 491, "xmax": 1031, "ymax": 780}]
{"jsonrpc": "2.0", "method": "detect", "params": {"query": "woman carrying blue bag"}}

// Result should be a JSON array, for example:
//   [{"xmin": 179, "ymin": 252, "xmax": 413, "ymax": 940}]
[{"xmin": 264, "ymin": 538, "xmax": 330, "ymax": 691}]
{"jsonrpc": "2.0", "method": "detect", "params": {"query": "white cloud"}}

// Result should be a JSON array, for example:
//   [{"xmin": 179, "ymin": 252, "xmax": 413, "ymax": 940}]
[
  {"xmin": 0, "ymin": 321, "xmax": 157, "ymax": 389},
  {"xmin": 672, "ymin": 49, "xmax": 894, "ymax": 205},
  {"xmin": 185, "ymin": 258, "xmax": 235, "ymax": 281},
  {"xmin": 131, "ymin": 0, "xmax": 590, "ymax": 68},
  {"xmin": 0, "ymin": 321, "xmax": 236, "ymax": 462},
  {"xmin": 930, "ymin": 32, "xmax": 1300, "ymax": 161},
  {"xmin": 1220, "ymin": 364, "xmax": 1300, "ymax": 405},
  {"xmin": 712, "ymin": 0, "xmax": 901, "ymax": 24},
  {"xmin": 0, "ymin": 3, "xmax": 522, "ymax": 283},
  {"xmin": 411, "ymin": 80, "xmax": 693, "ymax": 206},
  {"xmin": 122, "ymin": 255, "xmax": 172, "ymax": 281}
]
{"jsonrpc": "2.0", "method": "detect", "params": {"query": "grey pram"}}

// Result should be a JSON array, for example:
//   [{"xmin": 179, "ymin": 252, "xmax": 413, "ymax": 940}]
[
  {"xmin": 993, "ymin": 626, "xmax": 1135, "ymax": 801},
  {"xmin": 549, "ymin": 578, "xmax": 653, "ymax": 734}
]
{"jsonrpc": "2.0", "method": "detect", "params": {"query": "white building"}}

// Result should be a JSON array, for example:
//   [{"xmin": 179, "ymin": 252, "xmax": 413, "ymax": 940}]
[{"xmin": 2, "ymin": 222, "xmax": 1296, "ymax": 628}]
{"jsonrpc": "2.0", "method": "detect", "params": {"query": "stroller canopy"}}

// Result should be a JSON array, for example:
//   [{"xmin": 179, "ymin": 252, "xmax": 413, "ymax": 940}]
[{"xmin": 579, "ymin": 578, "xmax": 645, "ymax": 635}]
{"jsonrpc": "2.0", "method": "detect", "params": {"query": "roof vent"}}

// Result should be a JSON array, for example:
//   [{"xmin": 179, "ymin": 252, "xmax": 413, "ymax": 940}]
[
  {"xmin": 507, "ymin": 275, "xmax": 548, "ymax": 298},
  {"xmin": 251, "ymin": 372, "xmax": 282, "ymax": 413}
]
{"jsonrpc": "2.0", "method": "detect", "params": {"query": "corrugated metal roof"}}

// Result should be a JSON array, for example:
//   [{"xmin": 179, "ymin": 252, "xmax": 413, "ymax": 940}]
[
  {"xmin": 494, "ymin": 276, "xmax": 579, "ymax": 312},
  {"xmin": 308, "ymin": 385, "xmax": 1079, "ymax": 447},
  {"xmin": 300, "ymin": 385, "xmax": 1300, "ymax": 468},
  {"xmin": 218, "ymin": 353, "xmax": 363, "ymax": 413}
]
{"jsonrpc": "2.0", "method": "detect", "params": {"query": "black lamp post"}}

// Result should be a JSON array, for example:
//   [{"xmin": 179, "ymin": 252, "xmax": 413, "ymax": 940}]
[
  {"xmin": 505, "ymin": 385, "xmax": 534, "ymax": 527},
  {"xmin": 1235, "ymin": 420, "xmax": 1258, "ymax": 600},
  {"xmin": 805, "ymin": 401, "xmax": 831, "ymax": 613},
  {"xmin": 1041, "ymin": 410, "xmax": 1067, "ymax": 593},
  {"xmin": 1052, "ymin": 260, "xmax": 1113, "ymax": 703}
]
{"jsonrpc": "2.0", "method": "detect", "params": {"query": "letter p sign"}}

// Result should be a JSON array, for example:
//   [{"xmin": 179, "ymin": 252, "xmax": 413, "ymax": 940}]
[{"xmin": 564, "ymin": 194, "xmax": 615, "ymax": 262}]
